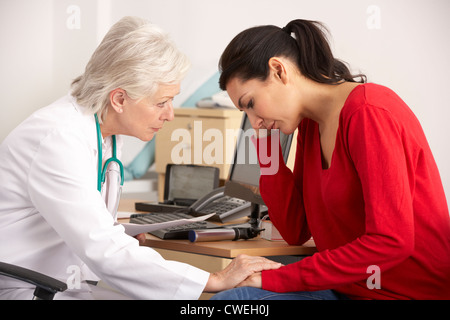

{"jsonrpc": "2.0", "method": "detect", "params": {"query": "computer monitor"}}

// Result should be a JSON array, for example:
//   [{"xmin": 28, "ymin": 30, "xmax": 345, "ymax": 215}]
[{"xmin": 224, "ymin": 114, "xmax": 293, "ymax": 220}]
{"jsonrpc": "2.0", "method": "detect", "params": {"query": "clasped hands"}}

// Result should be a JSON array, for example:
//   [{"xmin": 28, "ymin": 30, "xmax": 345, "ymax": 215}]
[
  {"xmin": 134, "ymin": 234, "xmax": 282, "ymax": 292},
  {"xmin": 204, "ymin": 254, "xmax": 283, "ymax": 293}
]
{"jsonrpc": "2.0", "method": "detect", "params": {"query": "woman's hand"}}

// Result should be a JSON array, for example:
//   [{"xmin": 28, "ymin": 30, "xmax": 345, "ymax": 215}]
[
  {"xmin": 203, "ymin": 254, "xmax": 281, "ymax": 293},
  {"xmin": 237, "ymin": 272, "xmax": 262, "ymax": 288}
]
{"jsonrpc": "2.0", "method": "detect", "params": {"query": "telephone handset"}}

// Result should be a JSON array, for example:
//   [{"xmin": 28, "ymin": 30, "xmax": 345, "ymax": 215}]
[
  {"xmin": 188, "ymin": 186, "xmax": 252, "ymax": 223},
  {"xmin": 190, "ymin": 186, "xmax": 226, "ymax": 212}
]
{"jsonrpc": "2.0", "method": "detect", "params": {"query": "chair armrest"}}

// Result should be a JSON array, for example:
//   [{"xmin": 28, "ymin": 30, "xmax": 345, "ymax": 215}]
[{"xmin": 0, "ymin": 262, "xmax": 67, "ymax": 300}]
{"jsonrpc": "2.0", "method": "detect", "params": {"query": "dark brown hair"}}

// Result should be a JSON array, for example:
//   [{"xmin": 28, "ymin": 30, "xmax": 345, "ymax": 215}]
[{"xmin": 219, "ymin": 19, "xmax": 366, "ymax": 90}]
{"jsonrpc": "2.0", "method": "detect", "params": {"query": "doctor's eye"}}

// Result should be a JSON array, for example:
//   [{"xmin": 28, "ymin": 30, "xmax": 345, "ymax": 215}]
[
  {"xmin": 156, "ymin": 101, "xmax": 168, "ymax": 108},
  {"xmin": 156, "ymin": 99, "xmax": 173, "ymax": 108}
]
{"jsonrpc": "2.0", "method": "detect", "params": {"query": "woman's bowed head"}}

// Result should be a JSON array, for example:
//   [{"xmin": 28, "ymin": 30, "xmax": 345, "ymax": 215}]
[{"xmin": 219, "ymin": 19, "xmax": 365, "ymax": 138}]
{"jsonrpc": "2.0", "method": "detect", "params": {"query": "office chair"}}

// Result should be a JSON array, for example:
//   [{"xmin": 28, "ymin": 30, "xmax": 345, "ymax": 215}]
[{"xmin": 0, "ymin": 262, "xmax": 67, "ymax": 300}]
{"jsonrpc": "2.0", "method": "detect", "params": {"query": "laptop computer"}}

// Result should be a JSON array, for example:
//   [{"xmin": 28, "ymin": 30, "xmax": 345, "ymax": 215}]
[
  {"xmin": 135, "ymin": 164, "xmax": 220, "ymax": 213},
  {"xmin": 132, "ymin": 164, "xmax": 221, "ymax": 239}
]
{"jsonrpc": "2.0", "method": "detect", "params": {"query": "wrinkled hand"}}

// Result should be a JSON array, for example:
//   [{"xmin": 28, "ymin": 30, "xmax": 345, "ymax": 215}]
[{"xmin": 204, "ymin": 254, "xmax": 282, "ymax": 293}]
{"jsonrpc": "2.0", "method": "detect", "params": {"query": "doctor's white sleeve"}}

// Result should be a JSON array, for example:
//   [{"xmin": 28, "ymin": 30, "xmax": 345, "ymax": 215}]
[{"xmin": 27, "ymin": 128, "xmax": 209, "ymax": 299}]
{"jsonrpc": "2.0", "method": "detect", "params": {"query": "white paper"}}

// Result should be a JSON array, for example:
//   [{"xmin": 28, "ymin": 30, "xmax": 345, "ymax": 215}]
[{"xmin": 119, "ymin": 213, "xmax": 216, "ymax": 236}]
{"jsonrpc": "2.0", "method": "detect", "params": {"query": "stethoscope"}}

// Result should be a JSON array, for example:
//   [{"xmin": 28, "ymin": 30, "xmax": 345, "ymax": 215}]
[{"xmin": 95, "ymin": 114, "xmax": 124, "ymax": 220}]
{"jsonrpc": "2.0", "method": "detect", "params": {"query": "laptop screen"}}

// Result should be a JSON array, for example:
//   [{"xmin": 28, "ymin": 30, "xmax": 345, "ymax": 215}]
[{"xmin": 165, "ymin": 164, "xmax": 219, "ymax": 203}]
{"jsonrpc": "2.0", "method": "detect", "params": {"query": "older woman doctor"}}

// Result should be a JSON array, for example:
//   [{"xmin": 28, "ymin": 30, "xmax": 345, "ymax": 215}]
[{"xmin": 0, "ymin": 16, "xmax": 281, "ymax": 300}]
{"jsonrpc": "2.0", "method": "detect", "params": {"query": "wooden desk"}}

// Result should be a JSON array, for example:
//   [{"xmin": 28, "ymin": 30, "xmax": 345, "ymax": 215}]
[{"xmin": 119, "ymin": 198, "xmax": 316, "ymax": 258}]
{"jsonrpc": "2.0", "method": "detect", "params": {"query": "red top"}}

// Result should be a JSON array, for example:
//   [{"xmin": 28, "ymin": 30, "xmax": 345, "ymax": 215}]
[{"xmin": 256, "ymin": 83, "xmax": 450, "ymax": 299}]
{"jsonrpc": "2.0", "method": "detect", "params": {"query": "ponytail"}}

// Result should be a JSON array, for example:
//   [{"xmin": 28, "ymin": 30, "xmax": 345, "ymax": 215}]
[{"xmin": 219, "ymin": 19, "xmax": 365, "ymax": 90}]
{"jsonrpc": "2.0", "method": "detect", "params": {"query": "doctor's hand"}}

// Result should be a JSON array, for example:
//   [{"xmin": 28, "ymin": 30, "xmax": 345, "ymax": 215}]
[
  {"xmin": 203, "ymin": 254, "xmax": 282, "ymax": 293},
  {"xmin": 134, "ymin": 233, "xmax": 146, "ymax": 245}
]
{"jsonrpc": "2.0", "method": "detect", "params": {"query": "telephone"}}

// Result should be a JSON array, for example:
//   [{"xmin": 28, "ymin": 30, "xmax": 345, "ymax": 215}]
[
  {"xmin": 135, "ymin": 186, "xmax": 252, "ymax": 223},
  {"xmin": 188, "ymin": 186, "xmax": 252, "ymax": 223},
  {"xmin": 131, "ymin": 186, "xmax": 256, "ymax": 239}
]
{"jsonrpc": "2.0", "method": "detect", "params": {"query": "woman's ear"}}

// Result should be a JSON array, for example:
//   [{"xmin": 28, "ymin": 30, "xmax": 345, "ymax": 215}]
[
  {"xmin": 109, "ymin": 88, "xmax": 126, "ymax": 114},
  {"xmin": 268, "ymin": 57, "xmax": 288, "ymax": 85}
]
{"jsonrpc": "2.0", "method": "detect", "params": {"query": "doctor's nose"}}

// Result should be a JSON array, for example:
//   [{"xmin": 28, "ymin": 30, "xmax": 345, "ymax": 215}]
[{"xmin": 161, "ymin": 101, "xmax": 174, "ymax": 122}]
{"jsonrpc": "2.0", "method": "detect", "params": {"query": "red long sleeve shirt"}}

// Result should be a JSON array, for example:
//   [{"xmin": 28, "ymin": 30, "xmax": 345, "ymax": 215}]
[{"xmin": 257, "ymin": 83, "xmax": 450, "ymax": 299}]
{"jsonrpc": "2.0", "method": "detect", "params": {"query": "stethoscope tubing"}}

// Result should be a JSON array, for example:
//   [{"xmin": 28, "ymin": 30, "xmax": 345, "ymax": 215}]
[{"xmin": 94, "ymin": 114, "xmax": 124, "ymax": 192}]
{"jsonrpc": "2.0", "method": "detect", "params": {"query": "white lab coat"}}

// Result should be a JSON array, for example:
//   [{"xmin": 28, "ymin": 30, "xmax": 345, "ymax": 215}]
[{"xmin": 0, "ymin": 95, "xmax": 209, "ymax": 299}]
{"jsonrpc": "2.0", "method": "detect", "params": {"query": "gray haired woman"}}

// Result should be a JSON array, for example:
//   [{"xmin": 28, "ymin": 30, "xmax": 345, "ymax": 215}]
[{"xmin": 0, "ymin": 16, "xmax": 281, "ymax": 300}]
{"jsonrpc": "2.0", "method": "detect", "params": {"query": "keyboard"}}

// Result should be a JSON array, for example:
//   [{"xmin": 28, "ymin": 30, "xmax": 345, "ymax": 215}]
[{"xmin": 129, "ymin": 212, "xmax": 219, "ymax": 240}]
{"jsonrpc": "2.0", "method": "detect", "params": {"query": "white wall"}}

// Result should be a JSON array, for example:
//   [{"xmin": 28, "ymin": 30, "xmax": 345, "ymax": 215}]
[{"xmin": 1, "ymin": 0, "xmax": 449, "ymax": 202}]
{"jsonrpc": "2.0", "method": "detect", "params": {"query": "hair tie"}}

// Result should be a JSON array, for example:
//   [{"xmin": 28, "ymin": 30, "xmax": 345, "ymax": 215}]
[{"xmin": 281, "ymin": 26, "xmax": 289, "ymax": 34}]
